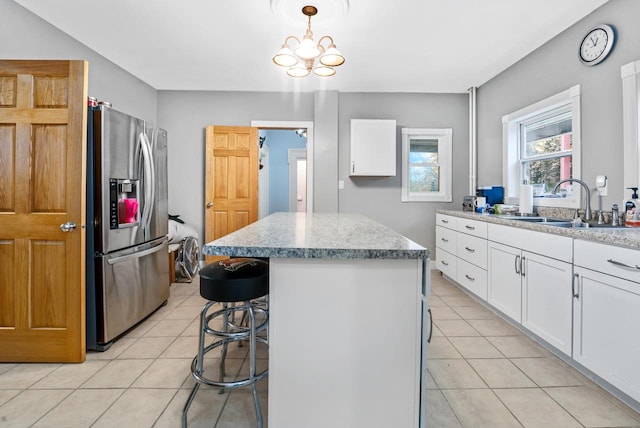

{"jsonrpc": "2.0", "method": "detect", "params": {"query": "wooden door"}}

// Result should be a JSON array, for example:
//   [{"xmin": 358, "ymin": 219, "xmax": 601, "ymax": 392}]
[
  {"xmin": 0, "ymin": 60, "xmax": 88, "ymax": 362},
  {"xmin": 205, "ymin": 126, "xmax": 258, "ymax": 260}
]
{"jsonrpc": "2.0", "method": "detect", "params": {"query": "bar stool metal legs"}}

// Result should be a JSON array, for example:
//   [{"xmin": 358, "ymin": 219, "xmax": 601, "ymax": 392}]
[{"xmin": 182, "ymin": 300, "xmax": 268, "ymax": 428}]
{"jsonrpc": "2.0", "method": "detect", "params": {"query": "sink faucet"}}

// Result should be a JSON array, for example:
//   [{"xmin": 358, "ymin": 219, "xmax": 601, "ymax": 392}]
[{"xmin": 552, "ymin": 178, "xmax": 592, "ymax": 221}]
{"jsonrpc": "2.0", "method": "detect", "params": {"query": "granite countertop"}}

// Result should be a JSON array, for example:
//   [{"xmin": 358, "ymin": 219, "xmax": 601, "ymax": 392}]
[
  {"xmin": 437, "ymin": 209, "xmax": 640, "ymax": 250},
  {"xmin": 202, "ymin": 212, "xmax": 428, "ymax": 259}
]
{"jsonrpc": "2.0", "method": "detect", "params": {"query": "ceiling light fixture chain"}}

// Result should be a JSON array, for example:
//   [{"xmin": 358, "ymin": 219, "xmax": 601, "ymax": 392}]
[{"xmin": 272, "ymin": 5, "xmax": 345, "ymax": 78}]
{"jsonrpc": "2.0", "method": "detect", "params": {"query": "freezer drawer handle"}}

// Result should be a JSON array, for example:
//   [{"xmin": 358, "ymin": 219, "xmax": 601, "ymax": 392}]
[
  {"xmin": 107, "ymin": 241, "xmax": 167, "ymax": 265},
  {"xmin": 60, "ymin": 222, "xmax": 77, "ymax": 232}
]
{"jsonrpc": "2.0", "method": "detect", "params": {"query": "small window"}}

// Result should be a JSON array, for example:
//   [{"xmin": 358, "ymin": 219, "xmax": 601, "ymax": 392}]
[
  {"xmin": 503, "ymin": 85, "xmax": 581, "ymax": 208},
  {"xmin": 401, "ymin": 128, "xmax": 452, "ymax": 202}
]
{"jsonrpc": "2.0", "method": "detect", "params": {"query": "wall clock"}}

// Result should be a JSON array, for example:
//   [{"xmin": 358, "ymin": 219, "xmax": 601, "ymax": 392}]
[{"xmin": 579, "ymin": 24, "xmax": 615, "ymax": 66}]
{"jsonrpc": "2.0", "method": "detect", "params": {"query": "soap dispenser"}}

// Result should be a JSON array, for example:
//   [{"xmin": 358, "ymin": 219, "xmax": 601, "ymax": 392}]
[{"xmin": 624, "ymin": 187, "xmax": 639, "ymax": 225}]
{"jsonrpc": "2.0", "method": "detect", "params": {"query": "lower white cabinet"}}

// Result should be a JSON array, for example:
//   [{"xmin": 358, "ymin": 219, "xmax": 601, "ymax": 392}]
[
  {"xmin": 488, "ymin": 228, "xmax": 572, "ymax": 356},
  {"xmin": 435, "ymin": 215, "xmax": 487, "ymax": 300},
  {"xmin": 522, "ymin": 252, "xmax": 572, "ymax": 356},
  {"xmin": 573, "ymin": 267, "xmax": 640, "ymax": 403},
  {"xmin": 487, "ymin": 241, "xmax": 522, "ymax": 322}
]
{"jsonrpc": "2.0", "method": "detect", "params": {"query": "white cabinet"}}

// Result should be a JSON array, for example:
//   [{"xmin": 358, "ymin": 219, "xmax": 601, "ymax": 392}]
[
  {"xmin": 522, "ymin": 252, "xmax": 572, "ymax": 355},
  {"xmin": 488, "ymin": 241, "xmax": 522, "ymax": 321},
  {"xmin": 350, "ymin": 119, "xmax": 396, "ymax": 176},
  {"xmin": 573, "ymin": 240, "xmax": 640, "ymax": 403},
  {"xmin": 488, "ymin": 223, "xmax": 573, "ymax": 356},
  {"xmin": 435, "ymin": 214, "xmax": 488, "ymax": 300}
]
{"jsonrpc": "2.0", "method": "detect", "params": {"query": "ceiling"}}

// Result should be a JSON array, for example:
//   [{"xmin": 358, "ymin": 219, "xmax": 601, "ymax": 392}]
[{"xmin": 14, "ymin": 0, "xmax": 610, "ymax": 93}]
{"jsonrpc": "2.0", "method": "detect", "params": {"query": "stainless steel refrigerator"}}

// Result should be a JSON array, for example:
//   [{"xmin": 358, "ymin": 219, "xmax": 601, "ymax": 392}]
[{"xmin": 86, "ymin": 105, "xmax": 170, "ymax": 351}]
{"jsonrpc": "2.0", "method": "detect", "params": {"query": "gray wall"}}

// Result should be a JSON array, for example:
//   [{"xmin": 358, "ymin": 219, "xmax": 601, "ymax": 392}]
[
  {"xmin": 156, "ymin": 90, "xmax": 314, "ymax": 239},
  {"xmin": 338, "ymin": 93, "xmax": 469, "ymax": 251},
  {"xmin": 477, "ymin": 0, "xmax": 640, "ymax": 211},
  {"xmin": 1, "ymin": 0, "xmax": 157, "ymax": 122},
  {"xmin": 158, "ymin": 90, "xmax": 467, "ymax": 252}
]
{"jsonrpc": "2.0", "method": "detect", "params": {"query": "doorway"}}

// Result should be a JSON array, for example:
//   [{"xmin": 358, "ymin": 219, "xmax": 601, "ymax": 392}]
[{"xmin": 251, "ymin": 120, "xmax": 314, "ymax": 217}]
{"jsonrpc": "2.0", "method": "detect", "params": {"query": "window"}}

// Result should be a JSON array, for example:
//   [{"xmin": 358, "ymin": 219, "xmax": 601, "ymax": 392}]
[
  {"xmin": 401, "ymin": 128, "xmax": 452, "ymax": 202},
  {"xmin": 503, "ymin": 85, "xmax": 581, "ymax": 208}
]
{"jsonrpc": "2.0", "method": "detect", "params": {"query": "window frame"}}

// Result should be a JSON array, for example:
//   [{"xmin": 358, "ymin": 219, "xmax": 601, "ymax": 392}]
[
  {"xmin": 502, "ymin": 85, "xmax": 581, "ymax": 209},
  {"xmin": 401, "ymin": 127, "xmax": 453, "ymax": 202}
]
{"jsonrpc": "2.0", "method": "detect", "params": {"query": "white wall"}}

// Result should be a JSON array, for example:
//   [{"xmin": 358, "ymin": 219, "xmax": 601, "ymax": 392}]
[{"xmin": 477, "ymin": 0, "xmax": 640, "ymax": 211}]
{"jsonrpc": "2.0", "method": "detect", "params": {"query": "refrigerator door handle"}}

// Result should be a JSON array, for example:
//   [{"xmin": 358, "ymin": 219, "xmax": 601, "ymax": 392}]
[
  {"xmin": 107, "ymin": 239, "xmax": 167, "ymax": 265},
  {"xmin": 138, "ymin": 131, "xmax": 155, "ymax": 238},
  {"xmin": 142, "ymin": 131, "xmax": 156, "ymax": 227}
]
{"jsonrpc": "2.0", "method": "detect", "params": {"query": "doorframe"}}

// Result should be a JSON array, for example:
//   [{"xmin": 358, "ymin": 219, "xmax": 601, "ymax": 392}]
[{"xmin": 251, "ymin": 120, "xmax": 314, "ymax": 213}]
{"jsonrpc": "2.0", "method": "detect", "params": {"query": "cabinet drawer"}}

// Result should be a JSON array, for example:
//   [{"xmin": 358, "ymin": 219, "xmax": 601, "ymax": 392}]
[
  {"xmin": 456, "ymin": 259, "xmax": 487, "ymax": 300},
  {"xmin": 574, "ymin": 239, "xmax": 640, "ymax": 282},
  {"xmin": 436, "ymin": 248, "xmax": 457, "ymax": 279},
  {"xmin": 488, "ymin": 223, "xmax": 572, "ymax": 262},
  {"xmin": 436, "ymin": 226, "xmax": 456, "ymax": 254},
  {"xmin": 456, "ymin": 218, "xmax": 488, "ymax": 238},
  {"xmin": 436, "ymin": 213, "xmax": 457, "ymax": 230},
  {"xmin": 456, "ymin": 233, "xmax": 487, "ymax": 269}
]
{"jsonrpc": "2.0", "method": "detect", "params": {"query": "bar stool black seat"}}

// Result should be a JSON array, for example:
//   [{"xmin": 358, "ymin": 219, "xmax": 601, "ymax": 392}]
[{"xmin": 182, "ymin": 258, "xmax": 269, "ymax": 428}]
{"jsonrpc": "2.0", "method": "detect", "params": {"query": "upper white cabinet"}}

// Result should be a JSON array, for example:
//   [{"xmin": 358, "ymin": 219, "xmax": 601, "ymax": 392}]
[{"xmin": 350, "ymin": 119, "xmax": 396, "ymax": 176}]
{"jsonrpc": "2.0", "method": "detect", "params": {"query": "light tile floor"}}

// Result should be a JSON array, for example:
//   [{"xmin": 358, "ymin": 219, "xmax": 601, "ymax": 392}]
[{"xmin": 0, "ymin": 272, "xmax": 639, "ymax": 427}]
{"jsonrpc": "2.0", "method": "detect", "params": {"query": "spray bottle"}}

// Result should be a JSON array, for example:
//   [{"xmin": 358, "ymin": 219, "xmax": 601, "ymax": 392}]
[{"xmin": 624, "ymin": 187, "xmax": 639, "ymax": 226}]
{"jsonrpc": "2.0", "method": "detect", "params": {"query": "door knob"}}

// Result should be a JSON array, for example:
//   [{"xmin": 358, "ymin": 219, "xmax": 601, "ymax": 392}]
[
  {"xmin": 206, "ymin": 202, "xmax": 213, "ymax": 208},
  {"xmin": 60, "ymin": 222, "xmax": 77, "ymax": 232}
]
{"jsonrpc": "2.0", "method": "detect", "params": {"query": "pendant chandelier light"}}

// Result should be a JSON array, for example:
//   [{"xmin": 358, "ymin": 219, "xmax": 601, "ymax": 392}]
[{"xmin": 272, "ymin": 5, "xmax": 345, "ymax": 78}]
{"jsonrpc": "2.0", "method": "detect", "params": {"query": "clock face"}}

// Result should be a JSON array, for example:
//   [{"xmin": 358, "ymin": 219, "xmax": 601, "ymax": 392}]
[{"xmin": 579, "ymin": 25, "xmax": 615, "ymax": 66}]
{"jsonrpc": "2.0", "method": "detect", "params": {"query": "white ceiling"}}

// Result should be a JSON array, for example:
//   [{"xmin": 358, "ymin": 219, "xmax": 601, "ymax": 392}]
[{"xmin": 15, "ymin": 0, "xmax": 609, "ymax": 93}]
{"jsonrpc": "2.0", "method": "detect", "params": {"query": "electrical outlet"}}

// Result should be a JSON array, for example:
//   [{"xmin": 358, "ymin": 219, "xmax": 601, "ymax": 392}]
[{"xmin": 338, "ymin": 180, "xmax": 344, "ymax": 190}]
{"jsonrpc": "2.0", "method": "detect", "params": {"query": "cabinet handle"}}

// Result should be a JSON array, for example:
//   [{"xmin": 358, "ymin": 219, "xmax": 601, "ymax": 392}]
[
  {"xmin": 441, "ymin": 238, "xmax": 449, "ymax": 243},
  {"xmin": 572, "ymin": 273, "xmax": 580, "ymax": 299},
  {"xmin": 427, "ymin": 308, "xmax": 433, "ymax": 343},
  {"xmin": 606, "ymin": 258, "xmax": 640, "ymax": 270},
  {"xmin": 351, "ymin": 161, "xmax": 355, "ymax": 174},
  {"xmin": 464, "ymin": 246, "xmax": 475, "ymax": 253},
  {"xmin": 515, "ymin": 255, "xmax": 520, "ymax": 275},
  {"xmin": 521, "ymin": 256, "xmax": 526, "ymax": 277},
  {"xmin": 441, "ymin": 219, "xmax": 449, "ymax": 224},
  {"xmin": 465, "ymin": 225, "xmax": 475, "ymax": 230},
  {"xmin": 465, "ymin": 274, "xmax": 475, "ymax": 281},
  {"xmin": 441, "ymin": 260, "xmax": 449, "ymax": 266}
]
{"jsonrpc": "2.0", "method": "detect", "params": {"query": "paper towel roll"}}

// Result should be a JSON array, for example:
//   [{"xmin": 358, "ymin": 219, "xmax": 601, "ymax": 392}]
[{"xmin": 519, "ymin": 184, "xmax": 534, "ymax": 214}]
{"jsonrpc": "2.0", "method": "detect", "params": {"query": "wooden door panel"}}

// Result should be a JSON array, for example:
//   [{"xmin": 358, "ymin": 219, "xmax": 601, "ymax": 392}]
[
  {"xmin": 0, "ymin": 125, "xmax": 15, "ymax": 211},
  {"xmin": 233, "ymin": 212, "xmax": 250, "ymax": 230},
  {"xmin": 214, "ymin": 157, "xmax": 229, "ymax": 198},
  {"xmin": 213, "ymin": 211, "xmax": 229, "ymax": 240},
  {"xmin": 0, "ymin": 240, "xmax": 15, "ymax": 327},
  {"xmin": 235, "ymin": 156, "xmax": 250, "ymax": 198},
  {"xmin": 34, "ymin": 76, "xmax": 68, "ymax": 108},
  {"xmin": 31, "ymin": 240, "xmax": 67, "ymax": 328},
  {"xmin": 32, "ymin": 125, "xmax": 67, "ymax": 212},
  {"xmin": 0, "ymin": 76, "xmax": 17, "ymax": 106},
  {"xmin": 0, "ymin": 59, "xmax": 87, "ymax": 362}
]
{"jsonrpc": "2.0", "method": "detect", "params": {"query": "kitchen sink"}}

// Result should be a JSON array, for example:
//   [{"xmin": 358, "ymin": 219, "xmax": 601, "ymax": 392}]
[{"xmin": 493, "ymin": 215, "xmax": 627, "ymax": 229}]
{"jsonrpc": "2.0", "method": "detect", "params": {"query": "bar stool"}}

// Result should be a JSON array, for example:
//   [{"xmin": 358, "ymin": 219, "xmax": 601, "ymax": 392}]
[{"xmin": 182, "ymin": 258, "xmax": 269, "ymax": 428}]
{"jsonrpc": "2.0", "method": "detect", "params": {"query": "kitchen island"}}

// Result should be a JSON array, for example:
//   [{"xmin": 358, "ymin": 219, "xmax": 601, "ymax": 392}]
[{"xmin": 203, "ymin": 212, "xmax": 429, "ymax": 428}]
